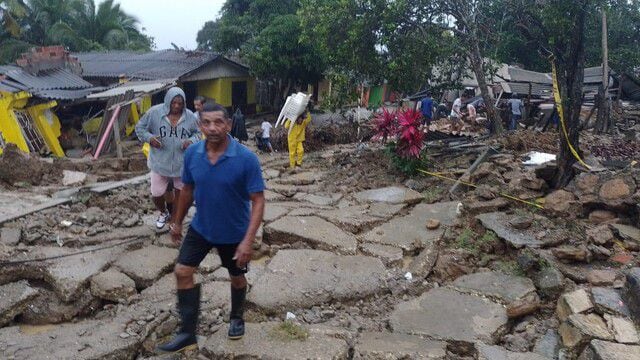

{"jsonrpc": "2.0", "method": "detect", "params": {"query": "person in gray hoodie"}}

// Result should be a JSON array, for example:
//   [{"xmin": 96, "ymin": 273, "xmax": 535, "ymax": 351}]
[{"xmin": 135, "ymin": 87, "xmax": 201, "ymax": 229}]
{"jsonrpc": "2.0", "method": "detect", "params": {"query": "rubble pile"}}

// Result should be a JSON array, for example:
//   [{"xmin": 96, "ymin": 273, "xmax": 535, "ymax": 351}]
[{"xmin": 0, "ymin": 144, "xmax": 62, "ymax": 186}]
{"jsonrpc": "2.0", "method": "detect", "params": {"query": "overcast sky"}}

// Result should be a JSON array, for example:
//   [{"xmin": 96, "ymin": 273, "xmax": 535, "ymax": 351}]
[{"xmin": 117, "ymin": 0, "xmax": 226, "ymax": 50}]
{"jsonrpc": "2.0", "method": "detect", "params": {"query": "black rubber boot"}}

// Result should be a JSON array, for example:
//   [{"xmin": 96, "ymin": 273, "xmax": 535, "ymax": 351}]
[
  {"xmin": 228, "ymin": 286, "xmax": 246, "ymax": 339},
  {"xmin": 157, "ymin": 284, "xmax": 201, "ymax": 353}
]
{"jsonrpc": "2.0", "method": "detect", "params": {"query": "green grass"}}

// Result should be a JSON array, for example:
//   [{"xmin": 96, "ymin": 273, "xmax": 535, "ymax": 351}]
[
  {"xmin": 269, "ymin": 321, "xmax": 309, "ymax": 342},
  {"xmin": 454, "ymin": 229, "xmax": 498, "ymax": 255},
  {"xmin": 494, "ymin": 260, "xmax": 525, "ymax": 276}
]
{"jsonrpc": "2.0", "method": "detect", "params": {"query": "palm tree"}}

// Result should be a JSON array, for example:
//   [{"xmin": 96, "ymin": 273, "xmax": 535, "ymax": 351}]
[{"xmin": 0, "ymin": 0, "xmax": 152, "ymax": 64}]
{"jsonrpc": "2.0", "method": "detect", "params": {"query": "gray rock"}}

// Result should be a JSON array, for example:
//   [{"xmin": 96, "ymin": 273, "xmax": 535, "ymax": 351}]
[
  {"xmin": 624, "ymin": 267, "xmax": 640, "ymax": 320},
  {"xmin": 115, "ymin": 245, "xmax": 178, "ymax": 289},
  {"xmin": 592, "ymin": 287, "xmax": 631, "ymax": 317},
  {"xmin": 354, "ymin": 186, "xmax": 423, "ymax": 205},
  {"xmin": 611, "ymin": 224, "xmax": 640, "ymax": 244},
  {"xmin": 0, "ymin": 227, "xmax": 21, "ymax": 245},
  {"xmin": 353, "ymin": 331, "xmax": 447, "ymax": 359},
  {"xmin": 390, "ymin": 288, "xmax": 508, "ymax": 344},
  {"xmin": 451, "ymin": 271, "xmax": 536, "ymax": 303},
  {"xmin": 535, "ymin": 267, "xmax": 565, "ymax": 298},
  {"xmin": 578, "ymin": 340, "xmax": 640, "ymax": 360},
  {"xmin": 477, "ymin": 343, "xmax": 549, "ymax": 360},
  {"xmin": 277, "ymin": 171, "xmax": 323, "ymax": 186},
  {"xmin": 360, "ymin": 243, "xmax": 403, "ymax": 267},
  {"xmin": 90, "ymin": 268, "xmax": 137, "ymax": 302},
  {"xmin": 476, "ymin": 212, "xmax": 543, "ymax": 248},
  {"xmin": 264, "ymin": 189, "xmax": 287, "ymax": 201},
  {"xmin": 265, "ymin": 216, "xmax": 357, "ymax": 254},
  {"xmin": 0, "ymin": 280, "xmax": 38, "ymax": 327},
  {"xmin": 248, "ymin": 250, "xmax": 387, "ymax": 313},
  {"xmin": 407, "ymin": 243, "xmax": 439, "ymax": 279},
  {"xmin": 534, "ymin": 329, "xmax": 560, "ymax": 359},
  {"xmin": 122, "ymin": 213, "xmax": 140, "ymax": 227},
  {"xmin": 62, "ymin": 170, "xmax": 87, "ymax": 186},
  {"xmin": 200, "ymin": 322, "xmax": 349, "ymax": 359},
  {"xmin": 363, "ymin": 202, "xmax": 458, "ymax": 253}
]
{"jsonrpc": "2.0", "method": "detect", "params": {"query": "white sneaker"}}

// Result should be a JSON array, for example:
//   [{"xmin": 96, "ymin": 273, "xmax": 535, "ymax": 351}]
[{"xmin": 156, "ymin": 211, "xmax": 171, "ymax": 229}]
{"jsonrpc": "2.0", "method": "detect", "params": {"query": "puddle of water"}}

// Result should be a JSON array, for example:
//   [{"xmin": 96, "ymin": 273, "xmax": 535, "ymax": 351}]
[{"xmin": 19, "ymin": 324, "xmax": 56, "ymax": 335}]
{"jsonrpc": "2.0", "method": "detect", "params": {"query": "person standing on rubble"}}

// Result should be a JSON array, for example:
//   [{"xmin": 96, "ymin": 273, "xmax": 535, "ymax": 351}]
[
  {"xmin": 135, "ymin": 87, "xmax": 201, "ymax": 229},
  {"xmin": 157, "ymin": 102, "xmax": 265, "ymax": 354},
  {"xmin": 284, "ymin": 109, "xmax": 312, "ymax": 170},
  {"xmin": 450, "ymin": 94, "xmax": 465, "ymax": 133},
  {"xmin": 508, "ymin": 94, "xmax": 524, "ymax": 130},
  {"xmin": 419, "ymin": 91, "xmax": 434, "ymax": 127}
]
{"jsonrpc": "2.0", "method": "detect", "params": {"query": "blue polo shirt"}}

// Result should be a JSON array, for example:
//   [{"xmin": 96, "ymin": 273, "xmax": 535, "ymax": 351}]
[
  {"xmin": 421, "ymin": 97, "xmax": 433, "ymax": 119},
  {"xmin": 182, "ymin": 136, "xmax": 265, "ymax": 244}
]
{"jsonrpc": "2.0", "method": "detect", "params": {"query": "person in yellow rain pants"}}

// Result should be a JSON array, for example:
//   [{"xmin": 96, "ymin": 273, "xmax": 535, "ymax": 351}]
[{"xmin": 284, "ymin": 111, "xmax": 311, "ymax": 169}]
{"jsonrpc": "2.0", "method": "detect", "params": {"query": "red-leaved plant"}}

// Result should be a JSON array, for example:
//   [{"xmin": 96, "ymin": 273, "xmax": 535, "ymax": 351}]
[
  {"xmin": 395, "ymin": 108, "xmax": 424, "ymax": 158},
  {"xmin": 372, "ymin": 108, "xmax": 397, "ymax": 144}
]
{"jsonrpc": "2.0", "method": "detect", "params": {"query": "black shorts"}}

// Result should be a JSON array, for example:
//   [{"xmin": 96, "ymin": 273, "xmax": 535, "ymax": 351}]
[{"xmin": 177, "ymin": 226, "xmax": 248, "ymax": 276}]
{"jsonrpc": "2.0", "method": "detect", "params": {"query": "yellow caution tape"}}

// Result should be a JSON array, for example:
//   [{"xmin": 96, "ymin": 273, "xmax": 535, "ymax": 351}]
[
  {"xmin": 550, "ymin": 60, "xmax": 591, "ymax": 169},
  {"xmin": 417, "ymin": 169, "xmax": 545, "ymax": 209}
]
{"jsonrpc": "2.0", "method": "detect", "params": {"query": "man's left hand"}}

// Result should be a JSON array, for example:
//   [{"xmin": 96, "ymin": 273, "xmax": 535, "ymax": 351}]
[
  {"xmin": 234, "ymin": 240, "xmax": 253, "ymax": 268},
  {"xmin": 182, "ymin": 140, "xmax": 192, "ymax": 150}
]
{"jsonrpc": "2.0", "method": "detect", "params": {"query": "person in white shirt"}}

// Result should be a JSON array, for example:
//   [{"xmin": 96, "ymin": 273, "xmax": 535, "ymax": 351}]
[{"xmin": 260, "ymin": 120, "xmax": 274, "ymax": 153}]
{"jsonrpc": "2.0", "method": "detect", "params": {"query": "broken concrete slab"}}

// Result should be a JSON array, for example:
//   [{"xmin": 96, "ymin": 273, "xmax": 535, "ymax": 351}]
[
  {"xmin": 451, "ymin": 271, "xmax": 536, "ymax": 304},
  {"xmin": 476, "ymin": 212, "xmax": 543, "ymax": 249},
  {"xmin": 407, "ymin": 244, "xmax": 439, "ymax": 279},
  {"xmin": 592, "ymin": 287, "xmax": 631, "ymax": 317},
  {"xmin": 464, "ymin": 198, "xmax": 510, "ymax": 214},
  {"xmin": 276, "ymin": 171, "xmax": 324, "ymax": 185},
  {"xmin": 201, "ymin": 322, "xmax": 349, "ymax": 359},
  {"xmin": 264, "ymin": 189, "xmax": 287, "ymax": 202},
  {"xmin": 293, "ymin": 192, "xmax": 341, "ymax": 206},
  {"xmin": 533, "ymin": 329, "xmax": 560, "ymax": 359},
  {"xmin": 390, "ymin": 288, "xmax": 508, "ymax": 344},
  {"xmin": 363, "ymin": 202, "xmax": 458, "ymax": 253},
  {"xmin": 559, "ymin": 314, "xmax": 613, "ymax": 349},
  {"xmin": 248, "ymin": 250, "xmax": 387, "ymax": 313},
  {"xmin": 557, "ymin": 289, "xmax": 594, "ymax": 321},
  {"xmin": 579, "ymin": 340, "xmax": 640, "ymax": 360},
  {"xmin": 0, "ymin": 314, "xmax": 147, "ymax": 359},
  {"xmin": 21, "ymin": 288, "xmax": 99, "ymax": 325},
  {"xmin": 115, "ymin": 245, "xmax": 178, "ymax": 289},
  {"xmin": 263, "ymin": 204, "xmax": 290, "ymax": 222},
  {"xmin": 265, "ymin": 216, "xmax": 357, "ymax": 254},
  {"xmin": 354, "ymin": 186, "xmax": 423, "ymax": 205},
  {"xmin": 0, "ymin": 280, "xmax": 38, "ymax": 327},
  {"xmin": 40, "ymin": 246, "xmax": 124, "ymax": 302},
  {"xmin": 317, "ymin": 205, "xmax": 386, "ymax": 234},
  {"xmin": 359, "ymin": 243, "xmax": 403, "ymax": 267},
  {"xmin": 353, "ymin": 332, "xmax": 447, "ymax": 359},
  {"xmin": 90, "ymin": 268, "xmax": 137, "ymax": 302},
  {"xmin": 477, "ymin": 343, "xmax": 549, "ymax": 360},
  {"xmin": 0, "ymin": 226, "xmax": 21, "ymax": 245}
]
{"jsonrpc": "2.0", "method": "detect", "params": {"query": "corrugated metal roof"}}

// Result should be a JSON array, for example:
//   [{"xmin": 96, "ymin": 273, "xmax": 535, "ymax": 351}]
[
  {"xmin": 32, "ymin": 88, "xmax": 100, "ymax": 100},
  {"xmin": 1, "ymin": 67, "xmax": 92, "ymax": 90},
  {"xmin": 501, "ymin": 82, "xmax": 553, "ymax": 97},
  {"xmin": 508, "ymin": 67, "xmax": 552, "ymax": 84},
  {"xmin": 86, "ymin": 79, "xmax": 175, "ymax": 99},
  {"xmin": 0, "ymin": 64, "xmax": 93, "ymax": 100},
  {"xmin": 584, "ymin": 65, "xmax": 603, "ymax": 84},
  {"xmin": 74, "ymin": 50, "xmax": 220, "ymax": 80}
]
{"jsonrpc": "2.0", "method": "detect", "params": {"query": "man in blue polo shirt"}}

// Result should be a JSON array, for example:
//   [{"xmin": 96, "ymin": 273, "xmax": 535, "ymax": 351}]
[{"xmin": 157, "ymin": 102, "xmax": 265, "ymax": 354}]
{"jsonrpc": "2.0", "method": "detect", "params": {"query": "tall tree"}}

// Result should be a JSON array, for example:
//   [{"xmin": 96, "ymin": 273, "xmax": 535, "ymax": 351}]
[
  {"xmin": 433, "ymin": 0, "xmax": 503, "ymax": 133},
  {"xmin": 511, "ymin": 0, "xmax": 595, "ymax": 187},
  {"xmin": 197, "ymin": 0, "xmax": 324, "ymax": 107}
]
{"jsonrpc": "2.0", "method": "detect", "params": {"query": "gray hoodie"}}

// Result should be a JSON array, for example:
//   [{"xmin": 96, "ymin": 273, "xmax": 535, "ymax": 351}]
[{"xmin": 135, "ymin": 87, "xmax": 201, "ymax": 177}]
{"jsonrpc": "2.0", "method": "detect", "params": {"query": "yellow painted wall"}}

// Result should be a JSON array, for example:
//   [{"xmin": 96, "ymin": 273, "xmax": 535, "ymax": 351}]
[
  {"xmin": 0, "ymin": 91, "xmax": 64, "ymax": 157},
  {"xmin": 196, "ymin": 77, "xmax": 256, "ymax": 107}
]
